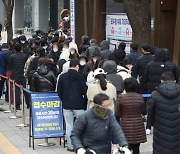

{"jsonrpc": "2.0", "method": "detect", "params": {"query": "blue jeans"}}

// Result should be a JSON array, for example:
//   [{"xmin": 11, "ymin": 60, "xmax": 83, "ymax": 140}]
[{"xmin": 63, "ymin": 109, "xmax": 84, "ymax": 149}]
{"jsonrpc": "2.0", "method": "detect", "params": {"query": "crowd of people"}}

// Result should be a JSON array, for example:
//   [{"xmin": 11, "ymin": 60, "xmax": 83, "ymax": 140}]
[{"xmin": 0, "ymin": 29, "xmax": 180, "ymax": 154}]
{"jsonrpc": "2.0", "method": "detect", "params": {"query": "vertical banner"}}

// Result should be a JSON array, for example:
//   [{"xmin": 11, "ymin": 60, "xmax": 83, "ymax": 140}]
[
  {"xmin": 70, "ymin": 0, "xmax": 75, "ymax": 42},
  {"xmin": 31, "ymin": 93, "xmax": 63, "ymax": 139}
]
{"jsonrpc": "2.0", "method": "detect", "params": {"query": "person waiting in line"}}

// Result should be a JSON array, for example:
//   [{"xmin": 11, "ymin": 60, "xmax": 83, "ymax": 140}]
[
  {"xmin": 127, "ymin": 43, "xmax": 140, "ymax": 65},
  {"xmin": 57, "ymin": 59, "xmax": 87, "ymax": 152},
  {"xmin": 87, "ymin": 68, "xmax": 116, "ymax": 113},
  {"xmin": 116, "ymin": 77, "xmax": 147, "ymax": 154},
  {"xmin": 78, "ymin": 35, "xmax": 90, "ymax": 54},
  {"xmin": 83, "ymin": 47, "xmax": 102, "ymax": 76},
  {"xmin": 31, "ymin": 62, "xmax": 56, "ymax": 92},
  {"xmin": 147, "ymin": 72, "xmax": 180, "ymax": 154},
  {"xmin": 71, "ymin": 93, "xmax": 131, "ymax": 154}
]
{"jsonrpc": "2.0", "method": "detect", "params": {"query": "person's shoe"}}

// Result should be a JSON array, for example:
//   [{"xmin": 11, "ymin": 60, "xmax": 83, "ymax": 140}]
[
  {"xmin": 67, "ymin": 148, "xmax": 75, "ymax": 152},
  {"xmin": 146, "ymin": 129, "xmax": 151, "ymax": 135}
]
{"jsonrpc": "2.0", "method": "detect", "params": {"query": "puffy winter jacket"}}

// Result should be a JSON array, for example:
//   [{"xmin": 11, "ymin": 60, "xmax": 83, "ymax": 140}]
[
  {"xmin": 116, "ymin": 92, "xmax": 147, "ymax": 144},
  {"xmin": 148, "ymin": 81, "xmax": 180, "ymax": 154},
  {"xmin": 144, "ymin": 49, "xmax": 166, "ymax": 93},
  {"xmin": 71, "ymin": 109, "xmax": 128, "ymax": 154},
  {"xmin": 31, "ymin": 64, "xmax": 56, "ymax": 92}
]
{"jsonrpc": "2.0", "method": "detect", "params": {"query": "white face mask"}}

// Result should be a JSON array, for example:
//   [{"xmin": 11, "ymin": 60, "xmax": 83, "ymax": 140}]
[
  {"xmin": 93, "ymin": 58, "xmax": 97, "ymax": 63},
  {"xmin": 80, "ymin": 61, "xmax": 86, "ymax": 66},
  {"xmin": 43, "ymin": 46, "xmax": 47, "ymax": 50},
  {"xmin": 21, "ymin": 41, "xmax": 25, "ymax": 44},
  {"xmin": 53, "ymin": 48, "xmax": 58, "ymax": 52}
]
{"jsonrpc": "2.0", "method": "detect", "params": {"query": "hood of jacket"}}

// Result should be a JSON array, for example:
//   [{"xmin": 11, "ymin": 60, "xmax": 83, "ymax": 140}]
[
  {"xmin": 154, "ymin": 48, "xmax": 166, "ymax": 62},
  {"xmin": 156, "ymin": 81, "xmax": 180, "ymax": 98},
  {"xmin": 100, "ymin": 40, "xmax": 110, "ymax": 50},
  {"xmin": 117, "ymin": 65, "xmax": 131, "ymax": 74},
  {"xmin": 69, "ymin": 42, "xmax": 79, "ymax": 54},
  {"xmin": 102, "ymin": 60, "xmax": 117, "ymax": 74}
]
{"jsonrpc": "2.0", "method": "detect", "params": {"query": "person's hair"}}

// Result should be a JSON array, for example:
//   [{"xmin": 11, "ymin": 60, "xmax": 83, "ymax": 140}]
[
  {"xmin": 36, "ymin": 47, "xmax": 45, "ymax": 57},
  {"xmin": 8, "ymin": 41, "xmax": 15, "ymax": 50},
  {"xmin": 120, "ymin": 57, "xmax": 132, "ymax": 68},
  {"xmin": 118, "ymin": 42, "xmax": 126, "ymax": 50},
  {"xmin": 69, "ymin": 59, "xmax": 79, "ymax": 68},
  {"xmin": 93, "ymin": 93, "xmax": 109, "ymax": 105},
  {"xmin": 57, "ymin": 59, "xmax": 66, "ymax": 74},
  {"xmin": 161, "ymin": 71, "xmax": 175, "ymax": 81},
  {"xmin": 69, "ymin": 52, "xmax": 79, "ymax": 60},
  {"xmin": 124, "ymin": 77, "xmax": 138, "ymax": 92},
  {"xmin": 130, "ymin": 43, "xmax": 138, "ymax": 51},
  {"xmin": 82, "ymin": 35, "xmax": 89, "ymax": 44},
  {"xmin": 95, "ymin": 74, "xmax": 107, "ymax": 91},
  {"xmin": 14, "ymin": 43, "xmax": 22, "ymax": 52},
  {"xmin": 141, "ymin": 44, "xmax": 151, "ymax": 52},
  {"xmin": 90, "ymin": 39, "xmax": 97, "ymax": 45}
]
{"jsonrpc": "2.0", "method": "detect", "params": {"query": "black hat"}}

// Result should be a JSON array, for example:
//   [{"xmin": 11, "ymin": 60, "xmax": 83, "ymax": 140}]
[
  {"xmin": 92, "ymin": 48, "xmax": 101, "ymax": 57},
  {"xmin": 79, "ymin": 53, "xmax": 87, "ymax": 59}
]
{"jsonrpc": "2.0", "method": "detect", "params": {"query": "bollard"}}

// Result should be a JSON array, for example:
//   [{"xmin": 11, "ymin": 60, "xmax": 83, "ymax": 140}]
[
  {"xmin": 9, "ymin": 80, "xmax": 21, "ymax": 119},
  {"xmin": 38, "ymin": 138, "xmax": 56, "ymax": 147},
  {"xmin": 4, "ymin": 77, "xmax": 12, "ymax": 113},
  {"xmin": 17, "ymin": 85, "xmax": 28, "ymax": 127}
]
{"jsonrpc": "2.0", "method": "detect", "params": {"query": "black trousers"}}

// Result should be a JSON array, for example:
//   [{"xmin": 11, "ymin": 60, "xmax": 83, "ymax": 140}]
[
  {"xmin": 14, "ymin": 76, "xmax": 26, "ymax": 108},
  {"xmin": 0, "ymin": 76, "xmax": 5, "ymax": 98},
  {"xmin": 129, "ymin": 143, "xmax": 140, "ymax": 154}
]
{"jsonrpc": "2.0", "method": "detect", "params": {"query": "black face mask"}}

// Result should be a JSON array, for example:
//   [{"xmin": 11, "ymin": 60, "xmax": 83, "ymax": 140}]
[{"xmin": 93, "ymin": 104, "xmax": 110, "ymax": 119}]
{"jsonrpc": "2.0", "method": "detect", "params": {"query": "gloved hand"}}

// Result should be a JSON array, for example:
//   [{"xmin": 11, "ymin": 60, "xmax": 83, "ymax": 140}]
[
  {"xmin": 77, "ymin": 148, "xmax": 86, "ymax": 154},
  {"xmin": 121, "ymin": 147, "xmax": 131, "ymax": 154},
  {"xmin": 86, "ymin": 148, "xmax": 96, "ymax": 154}
]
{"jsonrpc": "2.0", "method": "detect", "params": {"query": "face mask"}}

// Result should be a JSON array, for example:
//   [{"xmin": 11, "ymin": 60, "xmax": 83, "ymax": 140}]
[
  {"xmin": 79, "ymin": 61, "xmax": 86, "ymax": 66},
  {"xmin": 93, "ymin": 58, "xmax": 97, "ymax": 63},
  {"xmin": 21, "ymin": 41, "xmax": 25, "ymax": 44},
  {"xmin": 53, "ymin": 48, "xmax": 58, "ymax": 52},
  {"xmin": 93, "ymin": 104, "xmax": 110, "ymax": 119},
  {"xmin": 43, "ymin": 46, "xmax": 47, "ymax": 50},
  {"xmin": 70, "ymin": 50, "xmax": 75, "ymax": 55}
]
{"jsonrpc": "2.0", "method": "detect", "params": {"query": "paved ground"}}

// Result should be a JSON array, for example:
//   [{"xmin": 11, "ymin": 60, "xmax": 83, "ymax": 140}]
[{"xmin": 0, "ymin": 99, "xmax": 153, "ymax": 154}]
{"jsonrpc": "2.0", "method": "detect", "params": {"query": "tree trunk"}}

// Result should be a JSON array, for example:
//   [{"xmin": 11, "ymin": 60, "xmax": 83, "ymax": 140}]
[
  {"xmin": 123, "ymin": 0, "xmax": 151, "ymax": 46},
  {"xmin": 2, "ymin": 0, "xmax": 14, "ymax": 43},
  {"xmin": 6, "ymin": 14, "xmax": 13, "ymax": 43}
]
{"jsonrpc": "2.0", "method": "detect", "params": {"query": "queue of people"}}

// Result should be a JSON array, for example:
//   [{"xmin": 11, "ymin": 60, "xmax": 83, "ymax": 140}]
[{"xmin": 0, "ymin": 30, "xmax": 180, "ymax": 154}]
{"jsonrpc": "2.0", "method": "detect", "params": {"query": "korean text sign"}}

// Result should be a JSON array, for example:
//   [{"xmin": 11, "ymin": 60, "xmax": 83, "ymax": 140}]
[
  {"xmin": 106, "ymin": 13, "xmax": 132, "ymax": 41},
  {"xmin": 31, "ymin": 93, "xmax": 63, "ymax": 139}
]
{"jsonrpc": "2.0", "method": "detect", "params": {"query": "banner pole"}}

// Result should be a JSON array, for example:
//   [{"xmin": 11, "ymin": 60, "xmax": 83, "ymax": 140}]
[
  {"xmin": 17, "ymin": 85, "xmax": 28, "ymax": 127},
  {"xmin": 4, "ymin": 77, "xmax": 12, "ymax": 113},
  {"xmin": 38, "ymin": 138, "xmax": 56, "ymax": 147}
]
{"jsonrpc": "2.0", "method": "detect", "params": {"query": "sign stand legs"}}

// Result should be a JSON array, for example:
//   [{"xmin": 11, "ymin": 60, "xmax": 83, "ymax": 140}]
[{"xmin": 38, "ymin": 138, "xmax": 56, "ymax": 147}]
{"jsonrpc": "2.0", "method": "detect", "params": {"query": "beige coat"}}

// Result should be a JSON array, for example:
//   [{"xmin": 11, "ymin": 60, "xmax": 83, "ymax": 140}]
[{"xmin": 87, "ymin": 80, "xmax": 117, "ymax": 113}]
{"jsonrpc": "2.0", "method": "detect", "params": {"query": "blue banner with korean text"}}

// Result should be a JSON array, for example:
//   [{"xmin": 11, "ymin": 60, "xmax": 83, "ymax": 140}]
[{"xmin": 31, "ymin": 93, "xmax": 63, "ymax": 139}]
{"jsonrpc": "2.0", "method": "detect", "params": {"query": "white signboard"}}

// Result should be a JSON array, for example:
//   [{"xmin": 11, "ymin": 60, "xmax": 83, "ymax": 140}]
[
  {"xmin": 70, "ymin": 0, "xmax": 75, "ymax": 41},
  {"xmin": 106, "ymin": 13, "xmax": 132, "ymax": 41}
]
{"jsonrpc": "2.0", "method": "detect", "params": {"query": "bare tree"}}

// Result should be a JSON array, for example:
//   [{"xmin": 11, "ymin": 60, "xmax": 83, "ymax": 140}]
[
  {"xmin": 2, "ymin": 0, "xmax": 14, "ymax": 43},
  {"xmin": 123, "ymin": 0, "xmax": 151, "ymax": 45}
]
